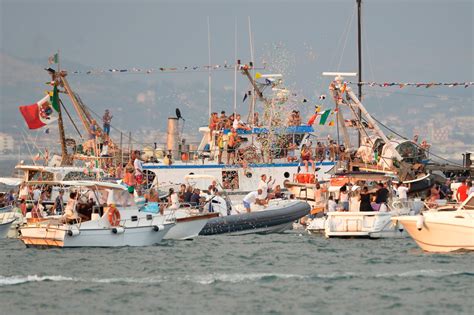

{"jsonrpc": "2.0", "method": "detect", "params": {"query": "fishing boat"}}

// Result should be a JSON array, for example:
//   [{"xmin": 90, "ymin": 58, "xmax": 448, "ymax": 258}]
[
  {"xmin": 142, "ymin": 66, "xmax": 338, "ymax": 195},
  {"xmin": 392, "ymin": 193, "xmax": 474, "ymax": 252},
  {"xmin": 19, "ymin": 181, "xmax": 174, "ymax": 247}
]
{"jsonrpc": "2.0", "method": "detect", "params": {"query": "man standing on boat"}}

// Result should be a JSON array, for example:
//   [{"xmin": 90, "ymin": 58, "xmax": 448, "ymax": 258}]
[
  {"xmin": 102, "ymin": 109, "xmax": 113, "ymax": 136},
  {"xmin": 258, "ymin": 174, "xmax": 274, "ymax": 200},
  {"xmin": 243, "ymin": 189, "xmax": 264, "ymax": 212}
]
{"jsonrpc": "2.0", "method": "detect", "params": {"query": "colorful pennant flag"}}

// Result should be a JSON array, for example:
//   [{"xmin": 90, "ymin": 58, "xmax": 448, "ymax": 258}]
[
  {"xmin": 19, "ymin": 95, "xmax": 58, "ymax": 129},
  {"xmin": 51, "ymin": 85, "xmax": 60, "ymax": 112},
  {"xmin": 48, "ymin": 53, "xmax": 58, "ymax": 65},
  {"xmin": 307, "ymin": 113, "xmax": 318, "ymax": 126},
  {"xmin": 319, "ymin": 109, "xmax": 331, "ymax": 125}
]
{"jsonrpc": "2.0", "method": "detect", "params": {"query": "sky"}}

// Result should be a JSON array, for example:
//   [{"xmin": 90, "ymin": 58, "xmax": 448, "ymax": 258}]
[{"xmin": 0, "ymin": 0, "xmax": 472, "ymax": 152}]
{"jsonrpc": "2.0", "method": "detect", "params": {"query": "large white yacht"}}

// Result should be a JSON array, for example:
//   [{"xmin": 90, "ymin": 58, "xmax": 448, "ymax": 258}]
[{"xmin": 393, "ymin": 193, "xmax": 474, "ymax": 252}]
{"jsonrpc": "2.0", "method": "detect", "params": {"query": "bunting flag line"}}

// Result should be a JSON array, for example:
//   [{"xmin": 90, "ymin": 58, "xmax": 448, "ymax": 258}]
[
  {"xmin": 348, "ymin": 81, "xmax": 473, "ymax": 88},
  {"xmin": 69, "ymin": 63, "xmax": 266, "ymax": 75}
]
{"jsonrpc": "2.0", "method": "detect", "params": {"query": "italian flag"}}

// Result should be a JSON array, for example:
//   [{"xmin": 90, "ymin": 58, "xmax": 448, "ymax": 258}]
[
  {"xmin": 19, "ymin": 94, "xmax": 58, "ymax": 129},
  {"xmin": 319, "ymin": 109, "xmax": 331, "ymax": 125}
]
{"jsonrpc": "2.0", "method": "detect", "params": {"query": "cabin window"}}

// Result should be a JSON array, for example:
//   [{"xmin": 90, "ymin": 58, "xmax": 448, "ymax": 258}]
[
  {"xmin": 63, "ymin": 172, "xmax": 97, "ymax": 181},
  {"xmin": 28, "ymin": 170, "xmax": 54, "ymax": 182},
  {"xmin": 284, "ymin": 172, "xmax": 290, "ymax": 178}
]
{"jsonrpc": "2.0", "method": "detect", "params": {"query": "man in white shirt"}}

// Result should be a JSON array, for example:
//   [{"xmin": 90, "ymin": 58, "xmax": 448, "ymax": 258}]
[
  {"xmin": 258, "ymin": 174, "xmax": 274, "ymax": 200},
  {"xmin": 233, "ymin": 114, "xmax": 251, "ymax": 131},
  {"xmin": 32, "ymin": 186, "xmax": 42, "ymax": 202},
  {"xmin": 243, "ymin": 189, "xmax": 263, "ymax": 212},
  {"xmin": 133, "ymin": 153, "xmax": 144, "ymax": 184},
  {"xmin": 327, "ymin": 196, "xmax": 337, "ymax": 212},
  {"xmin": 397, "ymin": 183, "xmax": 409, "ymax": 206}
]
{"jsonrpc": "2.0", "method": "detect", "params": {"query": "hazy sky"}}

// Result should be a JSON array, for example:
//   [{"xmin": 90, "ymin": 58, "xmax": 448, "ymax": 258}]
[{"xmin": 0, "ymin": 0, "xmax": 472, "ymax": 140}]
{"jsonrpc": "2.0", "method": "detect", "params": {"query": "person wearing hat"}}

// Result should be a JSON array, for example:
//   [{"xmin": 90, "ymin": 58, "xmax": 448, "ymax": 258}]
[{"xmin": 102, "ymin": 109, "xmax": 113, "ymax": 136}]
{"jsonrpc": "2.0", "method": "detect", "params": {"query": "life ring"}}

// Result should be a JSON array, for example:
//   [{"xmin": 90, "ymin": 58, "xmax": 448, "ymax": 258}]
[{"xmin": 108, "ymin": 205, "xmax": 121, "ymax": 226}]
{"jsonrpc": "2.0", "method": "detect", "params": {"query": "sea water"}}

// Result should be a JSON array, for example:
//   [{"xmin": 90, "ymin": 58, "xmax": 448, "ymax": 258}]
[{"xmin": 0, "ymin": 233, "xmax": 472, "ymax": 314}]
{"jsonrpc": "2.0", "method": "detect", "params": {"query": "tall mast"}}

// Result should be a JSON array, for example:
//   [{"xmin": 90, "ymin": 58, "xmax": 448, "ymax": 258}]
[
  {"xmin": 207, "ymin": 16, "xmax": 212, "ymax": 117},
  {"xmin": 233, "ymin": 19, "xmax": 237, "ymax": 115},
  {"xmin": 53, "ymin": 50, "xmax": 70, "ymax": 166},
  {"xmin": 357, "ymin": 0, "xmax": 363, "ymax": 147},
  {"xmin": 248, "ymin": 16, "xmax": 256, "ymax": 125}
]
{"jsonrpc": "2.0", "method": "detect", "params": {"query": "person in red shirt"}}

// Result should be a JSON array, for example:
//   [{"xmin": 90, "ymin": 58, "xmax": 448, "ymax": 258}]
[{"xmin": 456, "ymin": 180, "xmax": 468, "ymax": 202}]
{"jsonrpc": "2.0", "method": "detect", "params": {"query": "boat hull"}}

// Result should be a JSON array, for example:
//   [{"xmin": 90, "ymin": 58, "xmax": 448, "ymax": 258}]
[
  {"xmin": 20, "ymin": 223, "xmax": 174, "ymax": 248},
  {"xmin": 395, "ymin": 216, "xmax": 474, "ymax": 252},
  {"xmin": 199, "ymin": 201, "xmax": 310, "ymax": 235},
  {"xmin": 325, "ymin": 212, "xmax": 406, "ymax": 239},
  {"xmin": 0, "ymin": 219, "xmax": 15, "ymax": 239},
  {"xmin": 164, "ymin": 213, "xmax": 218, "ymax": 240}
]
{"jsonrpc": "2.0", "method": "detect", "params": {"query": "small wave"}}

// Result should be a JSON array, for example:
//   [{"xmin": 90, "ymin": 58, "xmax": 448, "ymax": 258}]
[
  {"xmin": 0, "ymin": 275, "xmax": 76, "ymax": 286},
  {"xmin": 0, "ymin": 275, "xmax": 165, "ymax": 287},
  {"xmin": 2, "ymin": 270, "xmax": 471, "ymax": 287},
  {"xmin": 187, "ymin": 273, "xmax": 306, "ymax": 285},
  {"xmin": 0, "ymin": 273, "xmax": 306, "ymax": 287},
  {"xmin": 375, "ymin": 270, "xmax": 474, "ymax": 279}
]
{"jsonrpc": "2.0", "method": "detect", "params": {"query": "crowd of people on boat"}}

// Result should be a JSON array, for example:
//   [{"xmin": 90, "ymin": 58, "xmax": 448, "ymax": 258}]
[{"xmin": 314, "ymin": 177, "xmax": 474, "ymax": 215}]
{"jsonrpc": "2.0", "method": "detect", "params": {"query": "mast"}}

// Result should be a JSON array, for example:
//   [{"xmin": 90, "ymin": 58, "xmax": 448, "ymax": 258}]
[
  {"xmin": 248, "ymin": 16, "xmax": 256, "ymax": 125},
  {"xmin": 53, "ymin": 50, "xmax": 70, "ymax": 166},
  {"xmin": 207, "ymin": 16, "xmax": 212, "ymax": 117},
  {"xmin": 233, "ymin": 19, "xmax": 237, "ymax": 116},
  {"xmin": 357, "ymin": 0, "xmax": 363, "ymax": 147}
]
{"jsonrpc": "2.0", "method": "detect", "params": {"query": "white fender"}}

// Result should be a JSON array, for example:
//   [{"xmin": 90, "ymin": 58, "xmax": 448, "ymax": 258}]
[
  {"xmin": 67, "ymin": 228, "xmax": 80, "ymax": 236},
  {"xmin": 112, "ymin": 227, "xmax": 125, "ymax": 234},
  {"xmin": 416, "ymin": 214, "xmax": 424, "ymax": 231}
]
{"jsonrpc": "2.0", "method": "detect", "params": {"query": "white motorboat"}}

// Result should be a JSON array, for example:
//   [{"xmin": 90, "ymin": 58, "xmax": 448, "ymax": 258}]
[
  {"xmin": 0, "ymin": 211, "xmax": 23, "ymax": 238},
  {"xmin": 163, "ymin": 211, "xmax": 218, "ymax": 240},
  {"xmin": 19, "ymin": 181, "xmax": 174, "ymax": 248},
  {"xmin": 0, "ymin": 216, "xmax": 16, "ymax": 239},
  {"xmin": 323, "ymin": 195, "xmax": 424, "ymax": 239},
  {"xmin": 392, "ymin": 193, "xmax": 474, "ymax": 252}
]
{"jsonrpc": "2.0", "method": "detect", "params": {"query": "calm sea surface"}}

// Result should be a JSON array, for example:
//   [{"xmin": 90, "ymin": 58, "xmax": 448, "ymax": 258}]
[{"xmin": 0, "ymin": 232, "xmax": 473, "ymax": 315}]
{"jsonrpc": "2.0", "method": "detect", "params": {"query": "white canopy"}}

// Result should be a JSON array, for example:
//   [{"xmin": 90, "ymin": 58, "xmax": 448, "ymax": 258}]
[{"xmin": 0, "ymin": 177, "xmax": 22, "ymax": 186}]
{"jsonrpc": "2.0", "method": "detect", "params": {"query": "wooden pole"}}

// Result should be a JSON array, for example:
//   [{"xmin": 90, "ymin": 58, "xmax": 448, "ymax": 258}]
[
  {"xmin": 120, "ymin": 131, "xmax": 123, "ymax": 166},
  {"xmin": 60, "ymin": 75, "xmax": 90, "ymax": 132},
  {"xmin": 357, "ymin": 0, "xmax": 363, "ymax": 148}
]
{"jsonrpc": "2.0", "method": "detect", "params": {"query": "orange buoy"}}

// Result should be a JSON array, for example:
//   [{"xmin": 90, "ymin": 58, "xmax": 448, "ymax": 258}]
[{"xmin": 108, "ymin": 205, "xmax": 121, "ymax": 226}]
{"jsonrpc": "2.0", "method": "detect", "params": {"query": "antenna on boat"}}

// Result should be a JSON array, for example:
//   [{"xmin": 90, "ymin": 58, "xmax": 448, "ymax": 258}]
[
  {"xmin": 233, "ymin": 18, "xmax": 238, "ymax": 116},
  {"xmin": 357, "ymin": 0, "xmax": 363, "ymax": 148},
  {"xmin": 207, "ymin": 16, "xmax": 212, "ymax": 117},
  {"xmin": 247, "ymin": 16, "xmax": 256, "ymax": 126}
]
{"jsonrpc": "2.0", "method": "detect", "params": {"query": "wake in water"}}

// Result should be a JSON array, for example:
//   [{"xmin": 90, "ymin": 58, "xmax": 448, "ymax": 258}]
[{"xmin": 1, "ymin": 270, "xmax": 472, "ymax": 287}]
